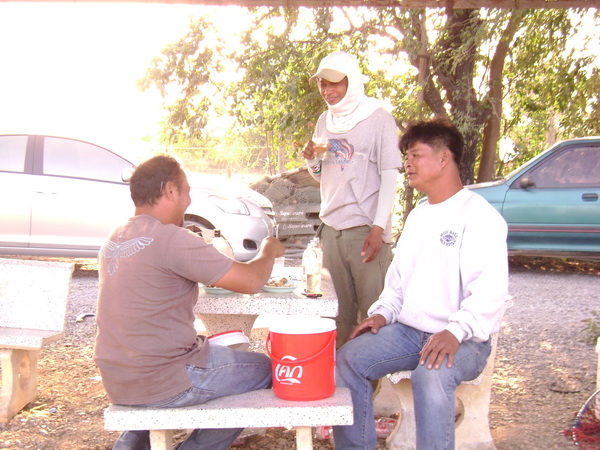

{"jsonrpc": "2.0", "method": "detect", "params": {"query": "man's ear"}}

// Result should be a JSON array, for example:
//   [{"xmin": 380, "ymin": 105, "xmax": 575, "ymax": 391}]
[
  {"xmin": 440, "ymin": 149, "xmax": 451, "ymax": 165},
  {"xmin": 163, "ymin": 180, "xmax": 178, "ymax": 200}
]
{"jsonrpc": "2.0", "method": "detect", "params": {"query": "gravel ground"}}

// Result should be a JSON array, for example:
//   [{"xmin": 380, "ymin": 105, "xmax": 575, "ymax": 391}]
[
  {"xmin": 490, "ymin": 263, "xmax": 599, "ymax": 449},
  {"xmin": 0, "ymin": 256, "xmax": 599, "ymax": 449}
]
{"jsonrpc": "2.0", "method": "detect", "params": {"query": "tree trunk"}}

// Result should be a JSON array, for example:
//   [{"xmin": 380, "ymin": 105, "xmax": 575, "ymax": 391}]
[
  {"xmin": 278, "ymin": 146, "xmax": 285, "ymax": 174},
  {"xmin": 478, "ymin": 10, "xmax": 526, "ymax": 183},
  {"xmin": 433, "ymin": 9, "xmax": 488, "ymax": 184}
]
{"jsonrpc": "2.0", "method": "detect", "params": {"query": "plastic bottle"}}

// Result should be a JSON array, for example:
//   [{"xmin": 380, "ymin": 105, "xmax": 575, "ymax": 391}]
[
  {"xmin": 375, "ymin": 416, "xmax": 398, "ymax": 439},
  {"xmin": 302, "ymin": 238, "xmax": 322, "ymax": 294},
  {"xmin": 312, "ymin": 237, "xmax": 323, "ymax": 269},
  {"xmin": 315, "ymin": 425, "xmax": 333, "ymax": 442},
  {"xmin": 211, "ymin": 229, "xmax": 234, "ymax": 259}
]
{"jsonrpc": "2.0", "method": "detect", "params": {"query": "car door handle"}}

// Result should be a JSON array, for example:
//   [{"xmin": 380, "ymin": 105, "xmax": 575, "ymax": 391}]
[{"xmin": 582, "ymin": 193, "xmax": 598, "ymax": 201}]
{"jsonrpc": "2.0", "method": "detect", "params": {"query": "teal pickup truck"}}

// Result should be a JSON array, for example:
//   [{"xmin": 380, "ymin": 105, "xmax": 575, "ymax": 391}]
[{"xmin": 467, "ymin": 137, "xmax": 600, "ymax": 260}]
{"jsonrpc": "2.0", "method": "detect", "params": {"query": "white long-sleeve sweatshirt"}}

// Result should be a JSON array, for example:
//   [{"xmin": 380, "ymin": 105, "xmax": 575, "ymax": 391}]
[{"xmin": 368, "ymin": 188, "xmax": 509, "ymax": 343}]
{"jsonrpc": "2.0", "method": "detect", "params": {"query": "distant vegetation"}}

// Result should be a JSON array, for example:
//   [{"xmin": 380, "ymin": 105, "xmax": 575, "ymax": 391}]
[{"xmin": 139, "ymin": 6, "xmax": 600, "ymax": 216}]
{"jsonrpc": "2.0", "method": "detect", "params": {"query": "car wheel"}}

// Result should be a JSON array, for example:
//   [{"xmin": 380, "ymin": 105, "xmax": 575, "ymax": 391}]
[{"xmin": 184, "ymin": 217, "xmax": 215, "ymax": 240}]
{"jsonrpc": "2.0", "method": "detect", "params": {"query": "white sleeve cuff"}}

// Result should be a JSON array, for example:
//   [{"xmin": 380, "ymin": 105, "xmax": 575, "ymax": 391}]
[
  {"xmin": 446, "ymin": 323, "xmax": 467, "ymax": 343},
  {"xmin": 373, "ymin": 169, "xmax": 399, "ymax": 229}
]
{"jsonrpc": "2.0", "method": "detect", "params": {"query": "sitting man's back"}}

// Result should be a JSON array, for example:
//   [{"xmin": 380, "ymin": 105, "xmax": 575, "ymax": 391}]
[{"xmin": 94, "ymin": 155, "xmax": 284, "ymax": 450}]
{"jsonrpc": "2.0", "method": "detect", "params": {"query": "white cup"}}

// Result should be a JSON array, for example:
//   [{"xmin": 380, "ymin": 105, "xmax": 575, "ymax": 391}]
[
  {"xmin": 272, "ymin": 257, "xmax": 285, "ymax": 276},
  {"xmin": 313, "ymin": 137, "xmax": 329, "ymax": 156}
]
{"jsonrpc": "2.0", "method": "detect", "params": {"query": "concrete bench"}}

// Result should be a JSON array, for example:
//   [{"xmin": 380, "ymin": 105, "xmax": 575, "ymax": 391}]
[
  {"xmin": 0, "ymin": 258, "xmax": 74, "ymax": 424},
  {"xmin": 386, "ymin": 334, "xmax": 499, "ymax": 449},
  {"xmin": 104, "ymin": 387, "xmax": 353, "ymax": 449}
]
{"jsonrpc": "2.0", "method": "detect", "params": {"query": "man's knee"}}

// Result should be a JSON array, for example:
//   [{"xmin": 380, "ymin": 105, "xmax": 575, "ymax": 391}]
[
  {"xmin": 336, "ymin": 336, "xmax": 364, "ymax": 372},
  {"xmin": 412, "ymin": 363, "xmax": 458, "ymax": 395},
  {"xmin": 253, "ymin": 352, "xmax": 273, "ymax": 384}
]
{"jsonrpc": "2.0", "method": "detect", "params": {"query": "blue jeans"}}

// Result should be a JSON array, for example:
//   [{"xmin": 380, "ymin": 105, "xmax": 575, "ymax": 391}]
[
  {"xmin": 112, "ymin": 344, "xmax": 272, "ymax": 450},
  {"xmin": 333, "ymin": 323, "xmax": 491, "ymax": 450}
]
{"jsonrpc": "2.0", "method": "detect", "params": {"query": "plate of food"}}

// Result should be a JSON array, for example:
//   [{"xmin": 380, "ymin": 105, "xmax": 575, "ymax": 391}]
[
  {"xmin": 262, "ymin": 277, "xmax": 297, "ymax": 293},
  {"xmin": 203, "ymin": 285, "xmax": 233, "ymax": 295}
]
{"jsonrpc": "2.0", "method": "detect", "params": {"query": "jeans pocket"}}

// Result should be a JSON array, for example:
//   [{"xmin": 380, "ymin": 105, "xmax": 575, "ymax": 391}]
[{"xmin": 145, "ymin": 386, "xmax": 216, "ymax": 408}]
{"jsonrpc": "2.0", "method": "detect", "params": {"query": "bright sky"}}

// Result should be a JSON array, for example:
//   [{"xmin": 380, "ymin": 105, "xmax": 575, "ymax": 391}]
[
  {"xmin": 1, "ymin": 3, "xmax": 597, "ymax": 164},
  {"xmin": 0, "ymin": 2, "xmax": 246, "ymax": 162}
]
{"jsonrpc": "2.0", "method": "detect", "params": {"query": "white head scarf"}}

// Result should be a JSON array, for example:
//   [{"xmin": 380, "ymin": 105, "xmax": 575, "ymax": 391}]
[{"xmin": 310, "ymin": 51, "xmax": 382, "ymax": 134}]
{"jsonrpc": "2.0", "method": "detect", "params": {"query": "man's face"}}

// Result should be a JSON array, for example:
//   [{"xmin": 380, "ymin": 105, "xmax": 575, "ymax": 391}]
[
  {"xmin": 318, "ymin": 77, "xmax": 348, "ymax": 105},
  {"xmin": 403, "ymin": 141, "xmax": 444, "ymax": 193}
]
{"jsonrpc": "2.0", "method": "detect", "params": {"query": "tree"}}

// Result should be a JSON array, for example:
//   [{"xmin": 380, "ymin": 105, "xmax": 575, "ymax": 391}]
[
  {"xmin": 140, "ymin": 6, "xmax": 598, "ymax": 192},
  {"xmin": 500, "ymin": 9, "xmax": 600, "ymax": 172}
]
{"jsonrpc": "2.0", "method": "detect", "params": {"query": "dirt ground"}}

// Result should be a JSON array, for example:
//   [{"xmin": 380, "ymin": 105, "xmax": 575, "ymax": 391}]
[{"xmin": 0, "ymin": 255, "xmax": 599, "ymax": 449}]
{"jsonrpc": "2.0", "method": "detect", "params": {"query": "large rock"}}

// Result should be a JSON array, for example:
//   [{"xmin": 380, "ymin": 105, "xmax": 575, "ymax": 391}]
[
  {"xmin": 251, "ymin": 168, "xmax": 322, "ymax": 253},
  {"xmin": 251, "ymin": 167, "xmax": 321, "ymax": 206}
]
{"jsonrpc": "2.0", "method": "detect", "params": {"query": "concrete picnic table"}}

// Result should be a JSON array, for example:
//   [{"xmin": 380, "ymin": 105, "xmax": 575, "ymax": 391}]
[{"xmin": 193, "ymin": 267, "xmax": 338, "ymax": 336}]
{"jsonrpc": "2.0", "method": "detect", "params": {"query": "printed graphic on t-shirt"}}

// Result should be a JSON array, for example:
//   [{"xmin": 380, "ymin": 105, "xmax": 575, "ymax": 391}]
[
  {"xmin": 439, "ymin": 230, "xmax": 458, "ymax": 247},
  {"xmin": 101, "ymin": 235, "xmax": 154, "ymax": 276},
  {"xmin": 325, "ymin": 138, "xmax": 354, "ymax": 171}
]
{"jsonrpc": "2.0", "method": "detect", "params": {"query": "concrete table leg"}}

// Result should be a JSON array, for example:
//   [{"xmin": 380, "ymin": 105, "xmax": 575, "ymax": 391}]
[
  {"xmin": 295, "ymin": 426, "xmax": 314, "ymax": 449},
  {"xmin": 149, "ymin": 430, "xmax": 172, "ymax": 449}
]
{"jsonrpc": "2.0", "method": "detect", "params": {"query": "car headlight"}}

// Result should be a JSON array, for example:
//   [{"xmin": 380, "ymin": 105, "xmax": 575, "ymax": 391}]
[{"xmin": 209, "ymin": 195, "xmax": 250, "ymax": 215}]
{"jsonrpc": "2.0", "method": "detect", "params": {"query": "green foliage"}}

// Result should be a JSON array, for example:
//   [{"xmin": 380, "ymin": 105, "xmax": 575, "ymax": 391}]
[
  {"xmin": 581, "ymin": 310, "xmax": 600, "ymax": 345},
  {"xmin": 138, "ymin": 6, "xmax": 599, "ymax": 191},
  {"xmin": 137, "ymin": 16, "xmax": 227, "ymax": 144},
  {"xmin": 500, "ymin": 9, "xmax": 599, "ymax": 172},
  {"xmin": 229, "ymin": 9, "xmax": 327, "ymax": 163}
]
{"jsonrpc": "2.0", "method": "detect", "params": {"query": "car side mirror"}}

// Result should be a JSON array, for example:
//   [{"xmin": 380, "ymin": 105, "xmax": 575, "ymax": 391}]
[
  {"xmin": 519, "ymin": 176, "xmax": 535, "ymax": 189},
  {"xmin": 121, "ymin": 167, "xmax": 134, "ymax": 183}
]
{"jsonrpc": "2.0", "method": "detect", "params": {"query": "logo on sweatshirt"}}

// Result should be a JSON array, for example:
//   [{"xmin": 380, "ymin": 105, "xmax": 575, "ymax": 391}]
[{"xmin": 440, "ymin": 230, "xmax": 458, "ymax": 247}]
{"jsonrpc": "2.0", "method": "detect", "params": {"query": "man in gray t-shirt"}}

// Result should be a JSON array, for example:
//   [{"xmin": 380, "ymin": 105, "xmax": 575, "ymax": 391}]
[
  {"xmin": 303, "ymin": 51, "xmax": 401, "ymax": 347},
  {"xmin": 94, "ymin": 155, "xmax": 284, "ymax": 449}
]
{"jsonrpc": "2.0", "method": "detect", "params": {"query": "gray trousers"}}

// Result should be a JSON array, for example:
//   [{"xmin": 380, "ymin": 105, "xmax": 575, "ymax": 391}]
[{"xmin": 320, "ymin": 224, "xmax": 392, "ymax": 348}]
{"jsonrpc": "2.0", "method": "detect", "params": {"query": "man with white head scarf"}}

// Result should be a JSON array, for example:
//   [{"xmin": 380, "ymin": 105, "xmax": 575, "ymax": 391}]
[{"xmin": 303, "ymin": 50, "xmax": 401, "ymax": 347}]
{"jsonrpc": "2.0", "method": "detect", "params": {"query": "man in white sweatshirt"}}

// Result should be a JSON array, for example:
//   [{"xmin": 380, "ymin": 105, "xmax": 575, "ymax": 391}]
[{"xmin": 333, "ymin": 119, "xmax": 509, "ymax": 449}]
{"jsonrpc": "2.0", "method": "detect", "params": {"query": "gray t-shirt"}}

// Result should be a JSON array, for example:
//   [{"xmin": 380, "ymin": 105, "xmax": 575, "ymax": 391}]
[
  {"xmin": 94, "ymin": 215, "xmax": 232, "ymax": 405},
  {"xmin": 313, "ymin": 108, "xmax": 401, "ymax": 242}
]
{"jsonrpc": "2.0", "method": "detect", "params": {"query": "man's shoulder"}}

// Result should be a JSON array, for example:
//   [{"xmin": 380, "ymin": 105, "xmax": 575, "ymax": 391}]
[
  {"xmin": 368, "ymin": 107, "xmax": 396, "ymax": 122},
  {"xmin": 101, "ymin": 217, "xmax": 190, "ymax": 250},
  {"xmin": 463, "ymin": 189, "xmax": 496, "ymax": 211},
  {"xmin": 463, "ymin": 190, "xmax": 507, "ymax": 229}
]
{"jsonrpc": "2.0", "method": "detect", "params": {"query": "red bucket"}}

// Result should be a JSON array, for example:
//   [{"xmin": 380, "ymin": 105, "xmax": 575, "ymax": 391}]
[{"xmin": 266, "ymin": 316, "xmax": 336, "ymax": 401}]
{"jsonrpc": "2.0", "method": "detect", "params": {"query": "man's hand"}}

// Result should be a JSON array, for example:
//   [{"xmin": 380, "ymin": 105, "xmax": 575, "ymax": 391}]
[
  {"xmin": 261, "ymin": 236, "xmax": 285, "ymax": 258},
  {"xmin": 302, "ymin": 140, "xmax": 317, "ymax": 160},
  {"xmin": 419, "ymin": 330, "xmax": 460, "ymax": 369},
  {"xmin": 361, "ymin": 226, "xmax": 383, "ymax": 263},
  {"xmin": 348, "ymin": 314, "xmax": 386, "ymax": 340}
]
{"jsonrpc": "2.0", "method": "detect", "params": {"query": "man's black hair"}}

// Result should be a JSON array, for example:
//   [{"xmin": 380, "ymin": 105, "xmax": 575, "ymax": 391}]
[
  {"xmin": 399, "ymin": 118, "xmax": 464, "ymax": 166},
  {"xmin": 130, "ymin": 155, "xmax": 184, "ymax": 207}
]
